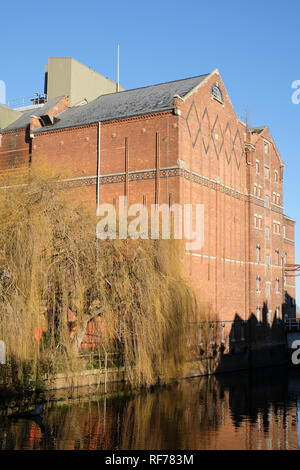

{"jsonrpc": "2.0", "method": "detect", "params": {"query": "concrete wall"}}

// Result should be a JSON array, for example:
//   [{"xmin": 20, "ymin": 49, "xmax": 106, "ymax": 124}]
[
  {"xmin": 46, "ymin": 57, "xmax": 124, "ymax": 106},
  {"xmin": 0, "ymin": 105, "xmax": 22, "ymax": 130}
]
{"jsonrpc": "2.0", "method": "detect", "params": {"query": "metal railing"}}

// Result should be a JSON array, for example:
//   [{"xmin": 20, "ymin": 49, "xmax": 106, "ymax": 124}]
[
  {"xmin": 284, "ymin": 318, "xmax": 300, "ymax": 331},
  {"xmin": 6, "ymin": 93, "xmax": 47, "ymax": 109}
]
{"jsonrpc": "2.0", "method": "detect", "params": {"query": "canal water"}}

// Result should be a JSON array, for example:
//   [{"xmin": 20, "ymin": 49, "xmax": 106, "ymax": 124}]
[{"xmin": 1, "ymin": 366, "xmax": 300, "ymax": 450}]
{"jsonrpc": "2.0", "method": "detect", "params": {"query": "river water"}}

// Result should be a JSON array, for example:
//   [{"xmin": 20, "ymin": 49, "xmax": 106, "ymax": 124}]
[{"xmin": 1, "ymin": 366, "xmax": 300, "ymax": 450}]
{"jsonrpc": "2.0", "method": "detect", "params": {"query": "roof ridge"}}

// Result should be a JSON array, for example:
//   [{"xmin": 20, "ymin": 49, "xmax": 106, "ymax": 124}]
[{"xmin": 94, "ymin": 73, "xmax": 210, "ymax": 99}]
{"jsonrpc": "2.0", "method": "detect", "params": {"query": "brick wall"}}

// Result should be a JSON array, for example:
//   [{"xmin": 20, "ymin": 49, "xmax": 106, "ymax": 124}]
[{"xmin": 0, "ymin": 72, "xmax": 296, "ymax": 348}]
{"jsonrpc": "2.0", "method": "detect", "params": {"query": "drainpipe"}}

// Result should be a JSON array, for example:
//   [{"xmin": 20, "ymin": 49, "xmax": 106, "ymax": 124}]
[{"xmin": 96, "ymin": 122, "xmax": 101, "ymax": 215}]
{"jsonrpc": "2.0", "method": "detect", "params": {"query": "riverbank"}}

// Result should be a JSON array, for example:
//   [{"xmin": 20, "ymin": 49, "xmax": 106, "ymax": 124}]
[
  {"xmin": 0, "ymin": 342, "xmax": 290, "ymax": 413},
  {"xmin": 1, "ymin": 366, "xmax": 300, "ymax": 450}
]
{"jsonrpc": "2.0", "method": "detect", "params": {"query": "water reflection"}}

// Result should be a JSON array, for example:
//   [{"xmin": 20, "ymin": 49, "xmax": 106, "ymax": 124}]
[{"xmin": 1, "ymin": 366, "xmax": 300, "ymax": 450}]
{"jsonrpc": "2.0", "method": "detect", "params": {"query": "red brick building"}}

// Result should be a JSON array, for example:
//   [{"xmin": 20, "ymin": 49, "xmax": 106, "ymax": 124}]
[{"xmin": 0, "ymin": 59, "xmax": 296, "ymax": 351}]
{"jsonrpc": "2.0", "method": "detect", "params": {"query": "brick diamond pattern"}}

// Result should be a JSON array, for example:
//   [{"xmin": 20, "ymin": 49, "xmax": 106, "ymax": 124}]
[
  {"xmin": 185, "ymin": 101, "xmax": 201, "ymax": 148},
  {"xmin": 185, "ymin": 105, "xmax": 245, "ymax": 170}
]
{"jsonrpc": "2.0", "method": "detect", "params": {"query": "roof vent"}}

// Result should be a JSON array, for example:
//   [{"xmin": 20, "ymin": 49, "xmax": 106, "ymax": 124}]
[{"xmin": 39, "ymin": 114, "xmax": 55, "ymax": 126}]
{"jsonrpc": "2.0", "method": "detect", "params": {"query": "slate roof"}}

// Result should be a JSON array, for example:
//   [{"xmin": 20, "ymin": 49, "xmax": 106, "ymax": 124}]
[
  {"xmin": 0, "ymin": 74, "xmax": 210, "ymax": 134},
  {"xmin": 32, "ymin": 74, "xmax": 209, "ymax": 133},
  {"xmin": 1, "ymin": 96, "xmax": 65, "ymax": 132}
]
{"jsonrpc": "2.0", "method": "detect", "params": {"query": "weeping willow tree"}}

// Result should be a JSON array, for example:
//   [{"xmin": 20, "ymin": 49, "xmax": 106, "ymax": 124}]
[{"xmin": 0, "ymin": 166, "xmax": 202, "ymax": 390}]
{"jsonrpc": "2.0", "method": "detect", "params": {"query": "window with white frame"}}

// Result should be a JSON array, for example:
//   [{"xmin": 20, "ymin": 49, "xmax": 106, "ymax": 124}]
[
  {"xmin": 275, "ymin": 249, "xmax": 279, "ymax": 265},
  {"xmin": 275, "ymin": 305, "xmax": 280, "ymax": 322},
  {"xmin": 256, "ymin": 306, "xmax": 261, "ymax": 323},
  {"xmin": 265, "ymin": 195, "xmax": 270, "ymax": 208},
  {"xmin": 264, "ymin": 141, "xmax": 269, "ymax": 155},
  {"xmin": 256, "ymin": 276, "xmax": 261, "ymax": 293},
  {"xmin": 283, "ymin": 226, "xmax": 286, "ymax": 238},
  {"xmin": 256, "ymin": 215, "xmax": 262, "ymax": 229},
  {"xmin": 265, "ymin": 166, "xmax": 270, "ymax": 180},
  {"xmin": 266, "ymin": 226, "xmax": 270, "ymax": 240},
  {"xmin": 276, "ymin": 193, "xmax": 280, "ymax": 205},
  {"xmin": 198, "ymin": 326, "xmax": 202, "ymax": 346},
  {"xmin": 254, "ymin": 183, "xmax": 257, "ymax": 196},
  {"xmin": 258, "ymin": 185, "xmax": 262, "ymax": 198},
  {"xmin": 256, "ymin": 245, "xmax": 261, "ymax": 264},
  {"xmin": 274, "ymin": 170, "xmax": 278, "ymax": 182},
  {"xmin": 276, "ymin": 278, "xmax": 280, "ymax": 294},
  {"xmin": 266, "ymin": 255, "xmax": 270, "ymax": 267},
  {"xmin": 266, "ymin": 283, "xmax": 271, "ymax": 297},
  {"xmin": 273, "ymin": 192, "xmax": 276, "ymax": 204},
  {"xmin": 273, "ymin": 221, "xmax": 281, "ymax": 235},
  {"xmin": 267, "ymin": 310, "xmax": 271, "ymax": 325}
]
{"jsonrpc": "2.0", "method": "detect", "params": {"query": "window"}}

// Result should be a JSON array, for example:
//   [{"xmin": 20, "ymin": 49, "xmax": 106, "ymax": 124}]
[
  {"xmin": 266, "ymin": 283, "xmax": 271, "ymax": 297},
  {"xmin": 265, "ymin": 195, "xmax": 269, "ymax": 208},
  {"xmin": 264, "ymin": 141, "xmax": 269, "ymax": 155},
  {"xmin": 265, "ymin": 166, "xmax": 270, "ymax": 179},
  {"xmin": 276, "ymin": 194, "xmax": 280, "ymax": 205},
  {"xmin": 254, "ymin": 184, "xmax": 257, "ymax": 196},
  {"xmin": 198, "ymin": 326, "xmax": 202, "ymax": 346},
  {"xmin": 276, "ymin": 278, "xmax": 280, "ymax": 294},
  {"xmin": 275, "ymin": 305, "xmax": 280, "ymax": 322},
  {"xmin": 273, "ymin": 221, "xmax": 280, "ymax": 235},
  {"xmin": 256, "ymin": 276, "xmax": 261, "ymax": 293},
  {"xmin": 256, "ymin": 245, "xmax": 261, "ymax": 264},
  {"xmin": 258, "ymin": 186, "xmax": 262, "ymax": 198},
  {"xmin": 256, "ymin": 306, "xmax": 261, "ymax": 323},
  {"xmin": 275, "ymin": 249, "xmax": 279, "ymax": 266},
  {"xmin": 254, "ymin": 215, "xmax": 262, "ymax": 229},
  {"xmin": 209, "ymin": 323, "xmax": 214, "ymax": 344},
  {"xmin": 266, "ymin": 227, "xmax": 270, "ymax": 240},
  {"xmin": 283, "ymin": 252, "xmax": 287, "ymax": 265},
  {"xmin": 267, "ymin": 310, "xmax": 271, "ymax": 325},
  {"xmin": 211, "ymin": 83, "xmax": 223, "ymax": 103},
  {"xmin": 230, "ymin": 323, "xmax": 235, "ymax": 342},
  {"xmin": 266, "ymin": 255, "xmax": 270, "ymax": 267},
  {"xmin": 272, "ymin": 192, "xmax": 276, "ymax": 204},
  {"xmin": 221, "ymin": 322, "xmax": 225, "ymax": 344},
  {"xmin": 274, "ymin": 170, "xmax": 278, "ymax": 182},
  {"xmin": 241, "ymin": 322, "xmax": 245, "ymax": 341},
  {"xmin": 283, "ymin": 226, "xmax": 286, "ymax": 238},
  {"xmin": 256, "ymin": 160, "xmax": 260, "ymax": 174}
]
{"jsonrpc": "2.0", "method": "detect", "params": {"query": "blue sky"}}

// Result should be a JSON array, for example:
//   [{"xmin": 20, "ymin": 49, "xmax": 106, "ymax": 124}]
[{"xmin": 1, "ymin": 0, "xmax": 299, "ymax": 300}]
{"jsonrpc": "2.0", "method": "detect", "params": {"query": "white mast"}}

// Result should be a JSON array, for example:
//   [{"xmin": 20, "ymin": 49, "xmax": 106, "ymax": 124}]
[{"xmin": 117, "ymin": 44, "xmax": 120, "ymax": 92}]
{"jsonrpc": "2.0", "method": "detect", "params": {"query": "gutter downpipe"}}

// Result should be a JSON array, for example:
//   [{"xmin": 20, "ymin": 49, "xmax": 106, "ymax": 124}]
[{"xmin": 96, "ymin": 121, "xmax": 101, "ymax": 215}]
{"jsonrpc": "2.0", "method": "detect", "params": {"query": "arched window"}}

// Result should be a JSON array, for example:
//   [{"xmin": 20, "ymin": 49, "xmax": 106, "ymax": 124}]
[{"xmin": 211, "ymin": 83, "xmax": 223, "ymax": 103}]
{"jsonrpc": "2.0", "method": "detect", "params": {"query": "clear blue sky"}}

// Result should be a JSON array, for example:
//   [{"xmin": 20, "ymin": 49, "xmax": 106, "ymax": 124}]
[{"xmin": 1, "ymin": 0, "xmax": 299, "ymax": 301}]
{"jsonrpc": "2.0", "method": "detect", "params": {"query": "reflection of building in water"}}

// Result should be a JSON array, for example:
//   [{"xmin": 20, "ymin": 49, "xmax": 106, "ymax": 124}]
[{"xmin": 1, "ymin": 369, "xmax": 300, "ymax": 450}]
